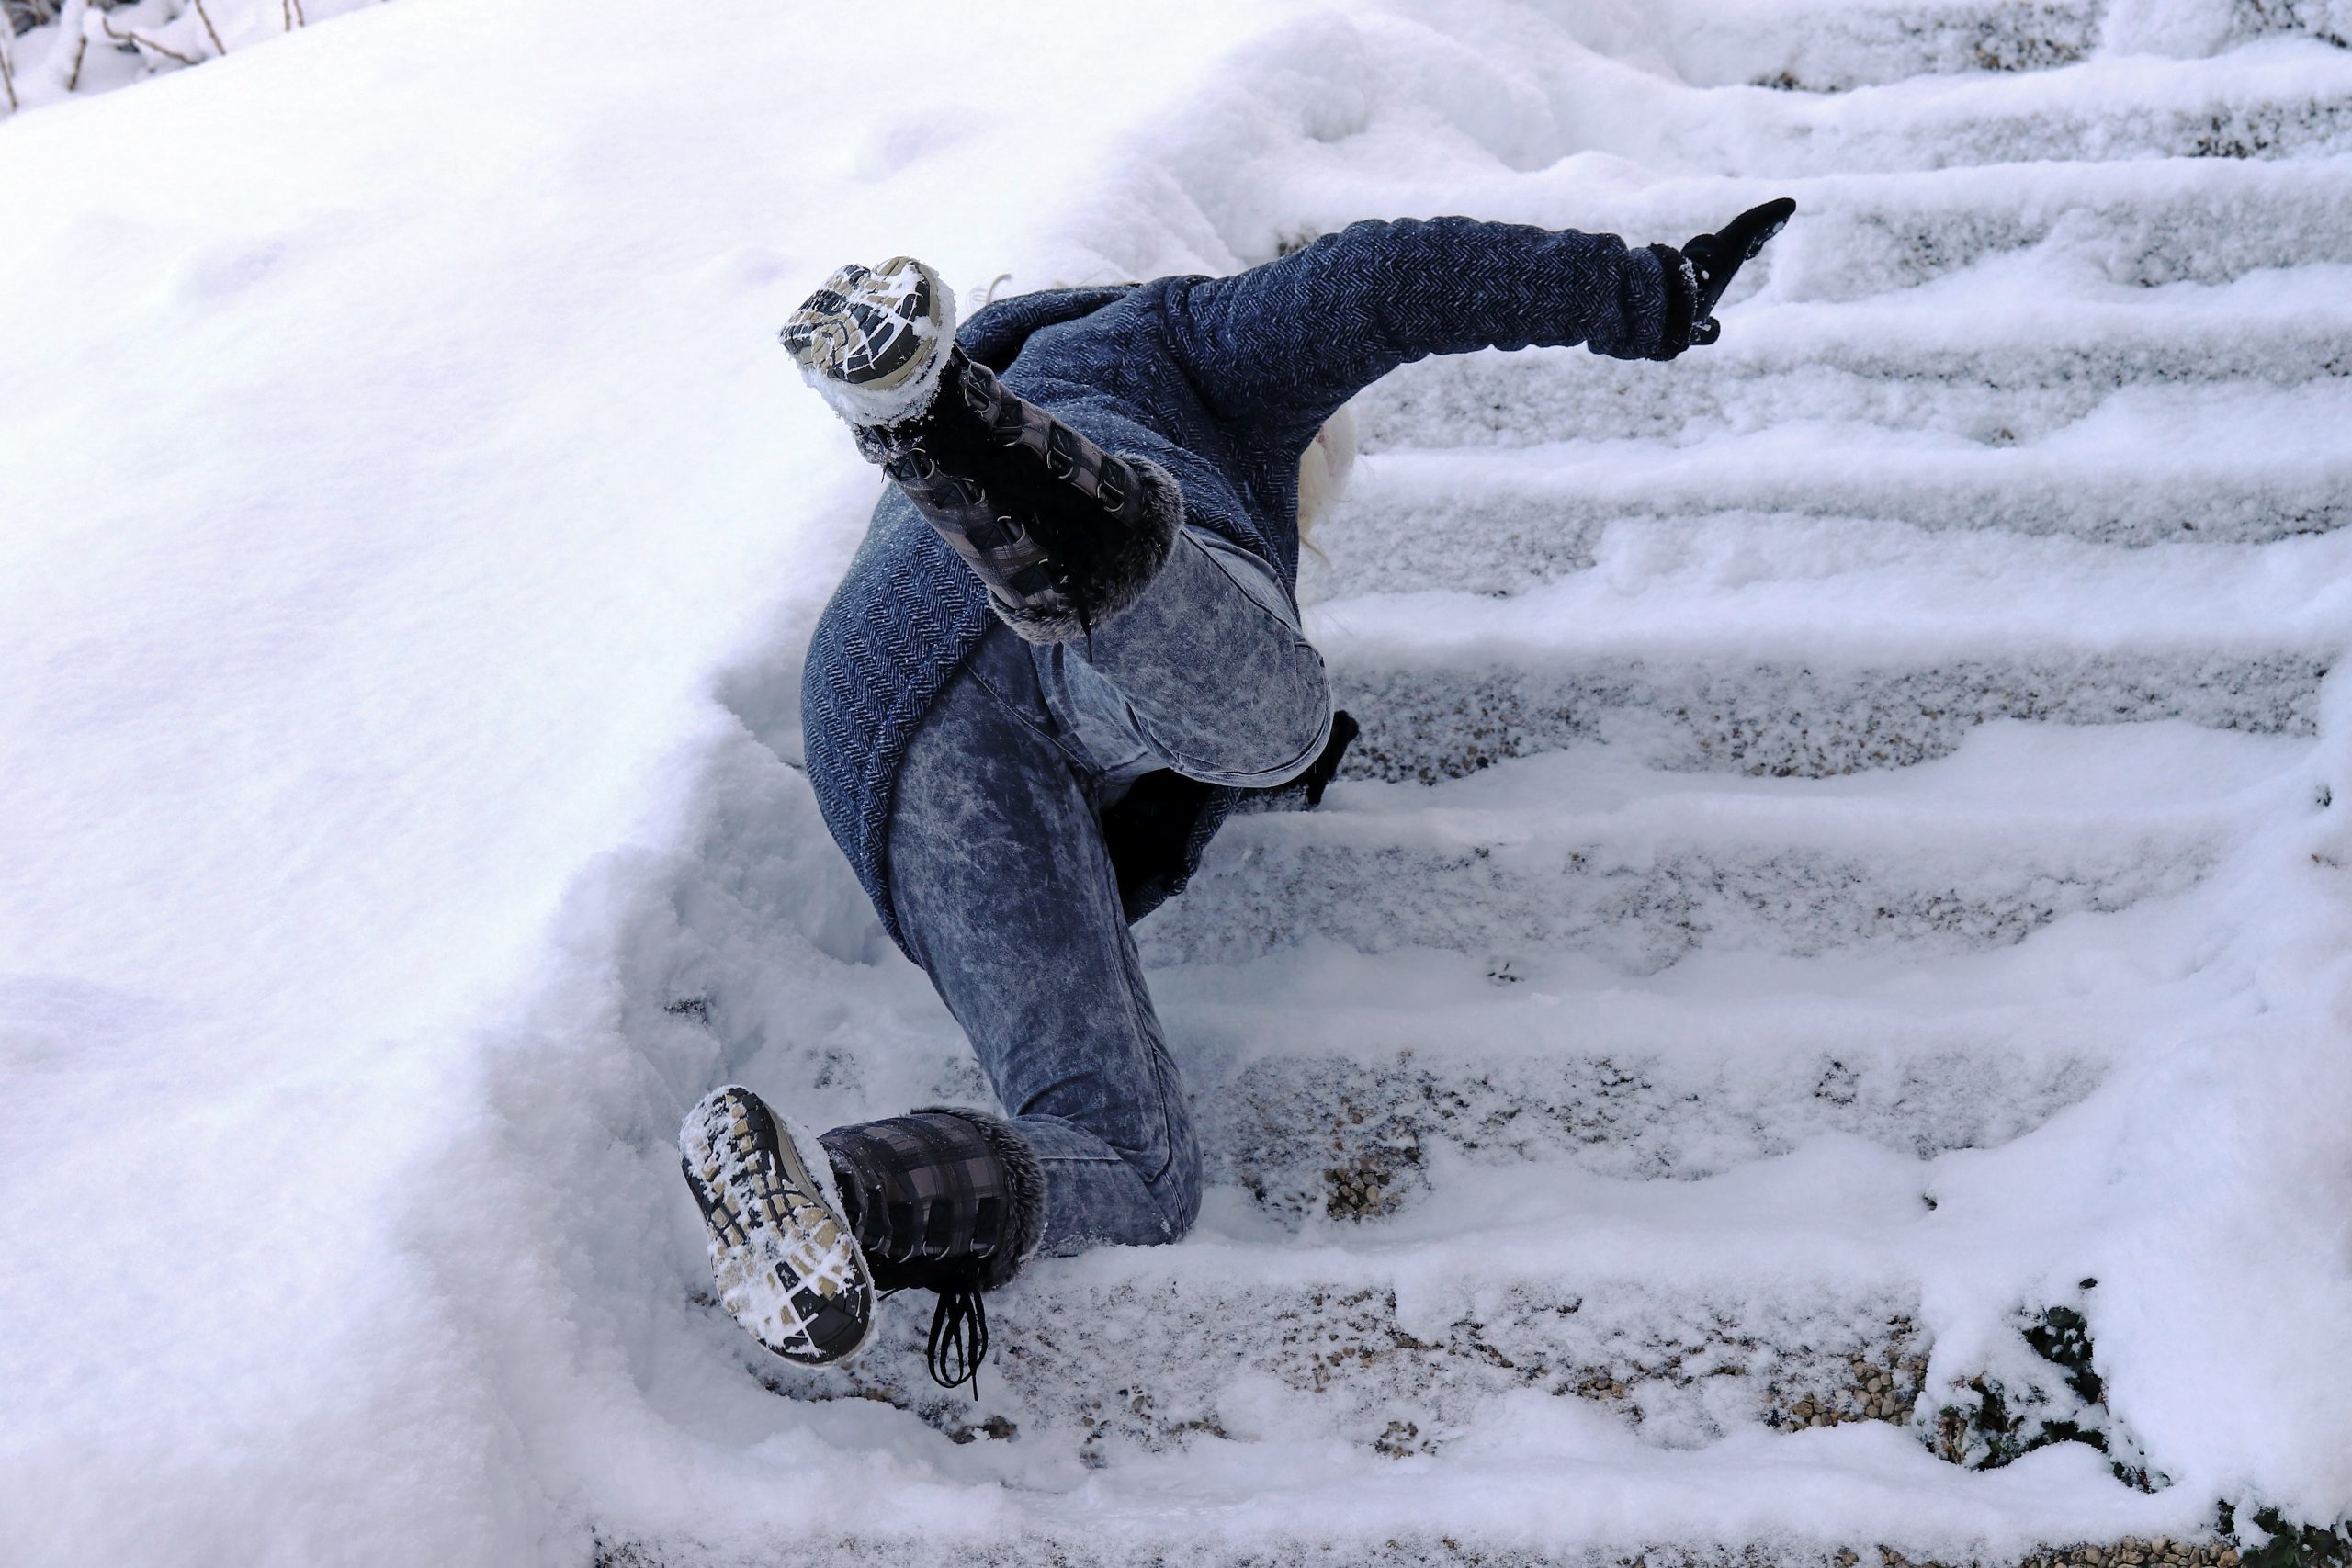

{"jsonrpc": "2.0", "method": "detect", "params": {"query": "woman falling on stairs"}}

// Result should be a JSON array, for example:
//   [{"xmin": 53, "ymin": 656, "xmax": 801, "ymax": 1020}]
[{"xmin": 679, "ymin": 200, "xmax": 1796, "ymax": 1393}]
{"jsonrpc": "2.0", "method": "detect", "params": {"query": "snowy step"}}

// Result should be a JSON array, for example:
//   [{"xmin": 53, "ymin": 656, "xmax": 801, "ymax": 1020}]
[
  {"xmin": 1348, "ymin": 289, "xmax": 2352, "ymax": 455},
  {"xmin": 1713, "ymin": 48, "xmax": 2352, "ymax": 171},
  {"xmin": 1306, "ymin": 446, "xmax": 2352, "ymax": 601},
  {"xmin": 1307, "ymin": 530, "xmax": 2338, "ymax": 778},
  {"xmin": 1663, "ymin": 0, "xmax": 2341, "ymax": 92},
  {"xmin": 1137, "ymin": 724, "xmax": 2291, "ymax": 972},
  {"xmin": 1330, "ymin": 646, "xmax": 2324, "ymax": 784},
  {"xmin": 1679, "ymin": 0, "xmax": 2099, "ymax": 90},
  {"xmin": 807, "ymin": 955, "xmax": 2120, "ymax": 1221},
  {"xmin": 1755, "ymin": 161, "xmax": 2352, "ymax": 302},
  {"xmin": 1444, "ymin": 52, "xmax": 2352, "ymax": 190},
  {"xmin": 1160, "ymin": 948, "xmax": 2120, "ymax": 1212},
  {"xmin": 750, "ymin": 1145, "xmax": 1938, "ymax": 1461},
  {"xmin": 645, "ymin": 1524, "xmax": 2245, "ymax": 1568}
]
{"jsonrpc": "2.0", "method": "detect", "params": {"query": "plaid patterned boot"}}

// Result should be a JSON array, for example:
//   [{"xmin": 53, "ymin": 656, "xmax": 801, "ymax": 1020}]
[
  {"xmin": 781, "ymin": 257, "xmax": 1180, "ymax": 642},
  {"xmin": 820, "ymin": 1109, "xmax": 1046, "ymax": 1394}
]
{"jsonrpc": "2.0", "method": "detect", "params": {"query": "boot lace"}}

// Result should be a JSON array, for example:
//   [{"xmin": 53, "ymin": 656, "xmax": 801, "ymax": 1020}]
[
  {"xmin": 924, "ymin": 1286, "xmax": 989, "ymax": 1397},
  {"xmin": 879, "ymin": 1280, "xmax": 989, "ymax": 1397}
]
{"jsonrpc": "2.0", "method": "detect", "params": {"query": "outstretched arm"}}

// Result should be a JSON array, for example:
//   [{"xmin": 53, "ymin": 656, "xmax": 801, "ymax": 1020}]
[
  {"xmin": 1160, "ymin": 216, "xmax": 1683, "ymax": 440},
  {"xmin": 1159, "ymin": 202, "xmax": 1794, "ymax": 441}
]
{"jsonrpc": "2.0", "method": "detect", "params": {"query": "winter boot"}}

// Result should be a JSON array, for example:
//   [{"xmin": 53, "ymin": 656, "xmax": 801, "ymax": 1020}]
[
  {"xmin": 681, "ymin": 1087, "xmax": 1046, "ymax": 1393},
  {"xmin": 679, "ymin": 1084, "xmax": 876, "ymax": 1369},
  {"xmin": 780, "ymin": 256, "xmax": 1181, "ymax": 642},
  {"xmin": 819, "ymin": 1108, "xmax": 1046, "ymax": 1394}
]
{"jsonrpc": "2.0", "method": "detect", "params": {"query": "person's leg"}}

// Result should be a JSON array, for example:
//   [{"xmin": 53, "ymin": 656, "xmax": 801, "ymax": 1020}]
[
  {"xmin": 883, "ymin": 625, "xmax": 1203, "ymax": 1253},
  {"xmin": 1042, "ymin": 525, "xmax": 1333, "ymax": 790},
  {"xmin": 781, "ymin": 254, "xmax": 1331, "ymax": 788},
  {"xmin": 677, "ymin": 631, "xmax": 1198, "ymax": 1381}
]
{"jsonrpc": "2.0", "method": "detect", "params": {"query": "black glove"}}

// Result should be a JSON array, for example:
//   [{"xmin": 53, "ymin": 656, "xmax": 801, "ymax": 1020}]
[{"xmin": 1651, "ymin": 197, "xmax": 1795, "ymax": 353}]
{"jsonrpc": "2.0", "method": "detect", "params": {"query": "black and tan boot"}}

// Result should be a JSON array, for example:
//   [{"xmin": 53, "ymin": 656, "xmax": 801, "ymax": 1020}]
[
  {"xmin": 683, "ymin": 1087, "xmax": 1045, "ymax": 1393},
  {"xmin": 781, "ymin": 256, "xmax": 1180, "ymax": 642},
  {"xmin": 820, "ymin": 1108, "xmax": 1045, "ymax": 1394}
]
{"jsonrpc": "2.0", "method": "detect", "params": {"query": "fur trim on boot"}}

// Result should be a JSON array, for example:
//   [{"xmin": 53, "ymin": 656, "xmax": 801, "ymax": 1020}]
[{"xmin": 983, "ymin": 453, "xmax": 1180, "ymax": 645}]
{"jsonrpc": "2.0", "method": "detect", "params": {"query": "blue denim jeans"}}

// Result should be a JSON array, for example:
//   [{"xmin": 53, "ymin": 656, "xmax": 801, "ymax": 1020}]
[{"xmin": 884, "ymin": 527, "xmax": 1330, "ymax": 1254}]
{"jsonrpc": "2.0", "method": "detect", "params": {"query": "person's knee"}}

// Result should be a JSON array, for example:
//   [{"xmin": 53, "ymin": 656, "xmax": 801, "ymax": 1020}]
[
  {"xmin": 1161, "ymin": 651, "xmax": 1332, "ymax": 787},
  {"xmin": 1247, "ymin": 659, "xmax": 1335, "ymax": 781}
]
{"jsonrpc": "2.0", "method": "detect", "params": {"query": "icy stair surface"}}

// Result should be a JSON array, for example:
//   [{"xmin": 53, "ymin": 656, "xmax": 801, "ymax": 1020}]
[
  {"xmin": 765, "ymin": 1144, "xmax": 1944, "ymax": 1456},
  {"xmin": 639, "ymin": 1, "xmax": 2352, "ymax": 1563},
  {"xmin": 1143, "ymin": 724, "xmax": 2296, "ymax": 968}
]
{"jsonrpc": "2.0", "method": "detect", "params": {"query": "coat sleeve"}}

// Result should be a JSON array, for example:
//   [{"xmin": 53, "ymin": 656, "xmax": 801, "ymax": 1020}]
[{"xmin": 1159, "ymin": 217, "xmax": 1681, "ymax": 440}]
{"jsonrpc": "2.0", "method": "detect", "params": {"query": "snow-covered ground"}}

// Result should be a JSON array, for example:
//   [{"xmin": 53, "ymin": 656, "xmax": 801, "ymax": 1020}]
[{"xmin": 3, "ymin": 0, "xmax": 2348, "ymax": 1564}]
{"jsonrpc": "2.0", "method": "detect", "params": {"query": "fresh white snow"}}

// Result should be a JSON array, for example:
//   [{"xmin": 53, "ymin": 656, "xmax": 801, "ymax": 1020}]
[{"xmin": 3, "ymin": 0, "xmax": 2349, "ymax": 1563}]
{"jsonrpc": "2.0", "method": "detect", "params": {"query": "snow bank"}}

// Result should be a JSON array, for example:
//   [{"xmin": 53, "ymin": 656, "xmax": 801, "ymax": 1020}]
[{"xmin": 0, "ymin": 0, "xmax": 1324, "ymax": 1561}]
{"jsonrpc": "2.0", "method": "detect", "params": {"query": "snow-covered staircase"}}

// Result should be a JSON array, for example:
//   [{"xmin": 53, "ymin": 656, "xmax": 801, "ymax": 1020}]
[{"xmin": 652, "ymin": 4, "xmax": 2351, "ymax": 1562}]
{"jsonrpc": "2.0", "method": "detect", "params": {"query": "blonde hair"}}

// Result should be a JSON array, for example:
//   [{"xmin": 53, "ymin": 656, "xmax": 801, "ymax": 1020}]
[{"xmin": 1296, "ymin": 404, "xmax": 1358, "ymax": 551}]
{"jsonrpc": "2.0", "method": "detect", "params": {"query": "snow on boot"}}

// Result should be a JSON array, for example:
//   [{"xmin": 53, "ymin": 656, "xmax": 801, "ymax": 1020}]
[
  {"xmin": 819, "ymin": 1109, "xmax": 1045, "ymax": 1394},
  {"xmin": 778, "ymin": 255, "xmax": 958, "ymax": 427},
  {"xmin": 679, "ymin": 1085, "xmax": 876, "ymax": 1369},
  {"xmin": 781, "ymin": 256, "xmax": 1180, "ymax": 642}
]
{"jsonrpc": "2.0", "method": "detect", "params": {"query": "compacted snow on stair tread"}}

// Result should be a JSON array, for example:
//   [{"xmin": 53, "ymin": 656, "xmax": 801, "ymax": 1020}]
[
  {"xmin": 1309, "ymin": 536, "xmax": 2344, "ymax": 777},
  {"xmin": 1653, "ymin": 0, "xmax": 2347, "ymax": 91},
  {"xmin": 758, "ymin": 1143, "xmax": 1941, "ymax": 1460},
  {"xmin": 1166, "ymin": 933, "xmax": 2147, "ymax": 1160},
  {"xmin": 630, "ymin": 5, "xmax": 2351, "ymax": 1565},
  {"xmin": 1347, "ymin": 296, "xmax": 2352, "ymax": 454},
  {"xmin": 1141, "ymin": 723, "xmax": 2293, "ymax": 969},
  {"xmin": 1706, "ymin": 52, "xmax": 2352, "ymax": 168},
  {"xmin": 1313, "ymin": 461, "xmax": 2351, "ymax": 598}
]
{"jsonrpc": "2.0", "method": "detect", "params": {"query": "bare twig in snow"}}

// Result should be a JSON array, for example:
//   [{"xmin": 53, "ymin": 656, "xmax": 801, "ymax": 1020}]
[
  {"xmin": 53, "ymin": 0, "xmax": 85, "ymax": 88},
  {"xmin": 1, "ymin": 24, "xmax": 17, "ymax": 115},
  {"xmin": 101, "ymin": 9, "xmax": 200, "ymax": 65},
  {"xmin": 282, "ymin": 0, "xmax": 304, "ymax": 28},
  {"xmin": 189, "ymin": 0, "xmax": 224, "ymax": 55}
]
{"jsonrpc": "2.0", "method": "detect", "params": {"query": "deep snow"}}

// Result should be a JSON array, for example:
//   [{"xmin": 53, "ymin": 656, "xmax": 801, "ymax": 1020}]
[
  {"xmin": 3, "ymin": 0, "xmax": 2349, "ymax": 1564},
  {"xmin": 0, "ymin": 0, "xmax": 1332, "ymax": 1558}
]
